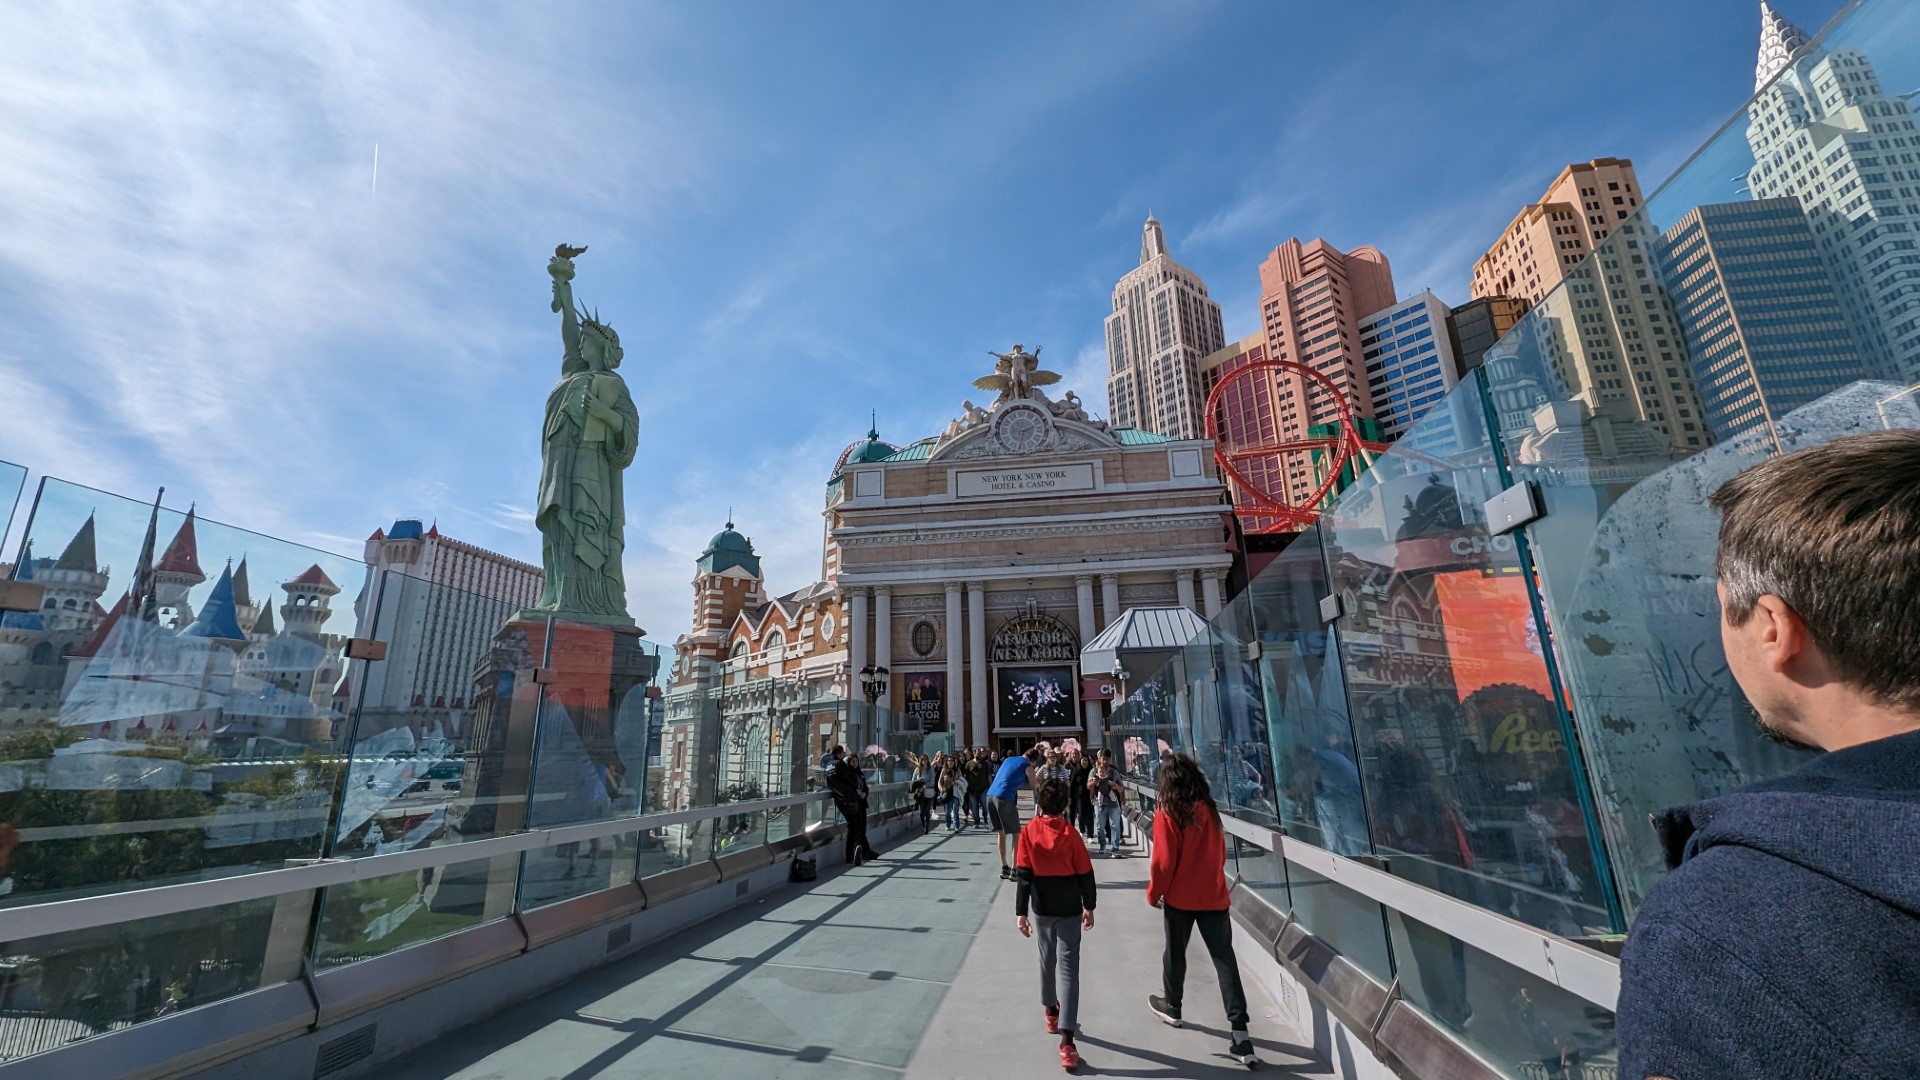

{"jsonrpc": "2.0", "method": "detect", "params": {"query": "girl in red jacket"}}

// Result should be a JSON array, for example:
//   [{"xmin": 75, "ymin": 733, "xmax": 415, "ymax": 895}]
[{"xmin": 1146, "ymin": 754, "xmax": 1257, "ymax": 1068}]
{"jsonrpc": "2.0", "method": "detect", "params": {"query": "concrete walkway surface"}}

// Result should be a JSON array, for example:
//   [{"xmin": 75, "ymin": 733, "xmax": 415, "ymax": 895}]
[{"xmin": 378, "ymin": 822, "xmax": 1322, "ymax": 1079}]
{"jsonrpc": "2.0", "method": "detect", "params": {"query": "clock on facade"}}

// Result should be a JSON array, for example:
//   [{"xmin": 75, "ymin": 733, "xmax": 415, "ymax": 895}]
[{"xmin": 992, "ymin": 401, "xmax": 1055, "ymax": 455}]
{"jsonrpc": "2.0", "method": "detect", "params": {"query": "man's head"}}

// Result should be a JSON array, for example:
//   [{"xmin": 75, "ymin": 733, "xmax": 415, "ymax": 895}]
[
  {"xmin": 831, "ymin": 744, "xmax": 847, "ymax": 761},
  {"xmin": 1035, "ymin": 779, "xmax": 1071, "ymax": 817},
  {"xmin": 1024, "ymin": 746, "xmax": 1045, "ymax": 764},
  {"xmin": 1713, "ymin": 430, "xmax": 1920, "ymax": 750}
]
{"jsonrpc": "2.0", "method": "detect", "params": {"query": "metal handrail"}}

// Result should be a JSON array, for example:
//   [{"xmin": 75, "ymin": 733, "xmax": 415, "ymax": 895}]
[{"xmin": 0, "ymin": 791, "xmax": 833, "ymax": 944}]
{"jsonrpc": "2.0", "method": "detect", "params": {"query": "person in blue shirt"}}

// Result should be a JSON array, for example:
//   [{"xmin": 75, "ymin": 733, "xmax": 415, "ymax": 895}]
[{"xmin": 987, "ymin": 747, "xmax": 1044, "ymax": 880}]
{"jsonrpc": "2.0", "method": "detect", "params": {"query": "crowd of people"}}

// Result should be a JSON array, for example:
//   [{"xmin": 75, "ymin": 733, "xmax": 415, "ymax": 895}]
[{"xmin": 898, "ymin": 745, "xmax": 1132, "ymax": 861}]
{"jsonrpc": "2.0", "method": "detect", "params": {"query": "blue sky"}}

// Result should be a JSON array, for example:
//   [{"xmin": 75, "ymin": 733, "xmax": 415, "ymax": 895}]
[{"xmin": 0, "ymin": 0, "xmax": 1846, "ymax": 643}]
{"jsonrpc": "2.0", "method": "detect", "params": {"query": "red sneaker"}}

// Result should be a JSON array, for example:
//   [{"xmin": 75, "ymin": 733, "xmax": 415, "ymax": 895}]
[
  {"xmin": 1044, "ymin": 1008, "xmax": 1060, "ymax": 1035},
  {"xmin": 1059, "ymin": 1042, "xmax": 1082, "ymax": 1071}
]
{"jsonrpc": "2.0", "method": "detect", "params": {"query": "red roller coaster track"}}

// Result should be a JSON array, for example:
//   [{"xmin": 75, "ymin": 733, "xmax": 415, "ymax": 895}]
[{"xmin": 1202, "ymin": 357, "xmax": 1391, "ymax": 533}]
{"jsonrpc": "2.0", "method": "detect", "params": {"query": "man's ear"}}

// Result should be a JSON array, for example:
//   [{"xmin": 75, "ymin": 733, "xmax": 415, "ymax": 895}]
[{"xmin": 1751, "ymin": 594, "xmax": 1811, "ymax": 674}]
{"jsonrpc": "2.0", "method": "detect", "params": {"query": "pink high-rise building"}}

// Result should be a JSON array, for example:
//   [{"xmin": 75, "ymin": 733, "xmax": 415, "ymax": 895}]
[{"xmin": 1253, "ymin": 239, "xmax": 1395, "ymax": 508}]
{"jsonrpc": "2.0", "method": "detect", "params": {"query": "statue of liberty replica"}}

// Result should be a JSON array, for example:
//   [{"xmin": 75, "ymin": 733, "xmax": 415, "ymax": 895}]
[{"xmin": 529, "ymin": 243, "xmax": 639, "ymax": 626}]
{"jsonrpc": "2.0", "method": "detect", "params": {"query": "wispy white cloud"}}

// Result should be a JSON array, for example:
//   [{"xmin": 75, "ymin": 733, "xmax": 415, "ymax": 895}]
[{"xmin": 0, "ymin": 1, "xmax": 701, "ymax": 549}]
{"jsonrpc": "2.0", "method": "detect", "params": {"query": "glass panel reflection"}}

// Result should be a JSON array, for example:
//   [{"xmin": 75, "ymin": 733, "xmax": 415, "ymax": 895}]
[
  {"xmin": 0, "ymin": 479, "xmax": 360, "ymax": 906},
  {"xmin": 0, "ymin": 459, "xmax": 25, "ymax": 554}
]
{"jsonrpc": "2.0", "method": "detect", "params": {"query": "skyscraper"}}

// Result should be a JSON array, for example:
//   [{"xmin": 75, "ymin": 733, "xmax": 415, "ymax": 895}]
[
  {"xmin": 1198, "ymin": 333, "xmax": 1284, "ymax": 533},
  {"xmin": 1105, "ymin": 215, "xmax": 1226, "ymax": 439},
  {"xmin": 345, "ymin": 520, "xmax": 545, "ymax": 742},
  {"xmin": 1256, "ymin": 238, "xmax": 1396, "ymax": 505},
  {"xmin": 1471, "ymin": 159, "xmax": 1709, "ymax": 451},
  {"xmin": 1446, "ymin": 295, "xmax": 1530, "ymax": 376},
  {"xmin": 1358, "ymin": 290, "xmax": 1461, "ymax": 442},
  {"xmin": 1660, "ymin": 198, "xmax": 1872, "ymax": 442},
  {"xmin": 1744, "ymin": 6, "xmax": 1920, "ymax": 384}
]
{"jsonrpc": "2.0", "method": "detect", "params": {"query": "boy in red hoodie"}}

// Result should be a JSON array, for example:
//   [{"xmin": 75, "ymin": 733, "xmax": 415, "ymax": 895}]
[{"xmin": 1015, "ymin": 778, "xmax": 1097, "ymax": 1071}]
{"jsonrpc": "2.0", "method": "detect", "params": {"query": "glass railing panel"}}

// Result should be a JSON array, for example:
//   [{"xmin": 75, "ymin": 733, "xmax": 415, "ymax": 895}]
[
  {"xmin": 312, "ymin": 853, "xmax": 520, "ymax": 969},
  {"xmin": 1319, "ymin": 379, "xmax": 1617, "ymax": 937},
  {"xmin": 1469, "ymin": 0, "xmax": 1920, "ymax": 919},
  {"xmin": 1385, "ymin": 910, "xmax": 1615, "ymax": 1079},
  {"xmin": 331, "ymin": 572, "xmax": 535, "ymax": 859},
  {"xmin": 0, "ymin": 895, "xmax": 301, "ymax": 1064},
  {"xmin": 518, "ymin": 624, "xmax": 662, "ymax": 909},
  {"xmin": 317, "ymin": 577, "xmax": 548, "ymax": 947},
  {"xmin": 636, "ymin": 816, "xmax": 708, "ymax": 879},
  {"xmin": 0, "ymin": 459, "xmax": 26, "ymax": 555},
  {"xmin": 1506, "ymin": 377, "xmax": 1920, "ymax": 919},
  {"xmin": 1206, "ymin": 591, "xmax": 1277, "ymax": 826},
  {"xmin": 1283, "ymin": 862, "xmax": 1394, "ymax": 985},
  {"xmin": 1246, "ymin": 524, "xmax": 1373, "ymax": 856},
  {"xmin": 1229, "ymin": 832, "xmax": 1289, "ymax": 911},
  {"xmin": 0, "ymin": 478, "xmax": 360, "ymax": 906},
  {"xmin": 711, "ymin": 808, "xmax": 769, "ymax": 857}
]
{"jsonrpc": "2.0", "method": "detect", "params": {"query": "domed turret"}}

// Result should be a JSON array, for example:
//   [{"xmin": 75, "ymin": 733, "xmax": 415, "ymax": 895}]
[
  {"xmin": 830, "ymin": 422, "xmax": 901, "ymax": 480},
  {"xmin": 698, "ymin": 521, "xmax": 762, "ymax": 578}
]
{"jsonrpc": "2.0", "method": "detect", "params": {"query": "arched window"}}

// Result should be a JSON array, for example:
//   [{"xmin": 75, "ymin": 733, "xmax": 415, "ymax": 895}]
[
  {"xmin": 30, "ymin": 642, "xmax": 53, "ymax": 665},
  {"xmin": 63, "ymin": 599, "xmax": 76, "ymax": 610},
  {"xmin": 764, "ymin": 629, "xmax": 785, "ymax": 650}
]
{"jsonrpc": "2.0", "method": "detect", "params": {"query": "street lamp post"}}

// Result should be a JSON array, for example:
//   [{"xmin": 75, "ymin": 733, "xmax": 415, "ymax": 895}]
[{"xmin": 858, "ymin": 663, "xmax": 889, "ymax": 761}]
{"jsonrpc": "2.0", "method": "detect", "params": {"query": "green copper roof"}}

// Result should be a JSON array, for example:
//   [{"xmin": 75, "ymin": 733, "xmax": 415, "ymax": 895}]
[
  {"xmin": 886, "ymin": 440, "xmax": 935, "ymax": 462},
  {"xmin": 697, "ymin": 521, "xmax": 761, "ymax": 578},
  {"xmin": 845, "ymin": 438, "xmax": 897, "ymax": 465},
  {"xmin": 1113, "ymin": 427, "xmax": 1173, "ymax": 445}
]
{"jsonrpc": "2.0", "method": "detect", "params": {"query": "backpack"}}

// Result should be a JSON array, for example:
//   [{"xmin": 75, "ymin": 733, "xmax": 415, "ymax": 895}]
[{"xmin": 789, "ymin": 854, "xmax": 818, "ymax": 883}]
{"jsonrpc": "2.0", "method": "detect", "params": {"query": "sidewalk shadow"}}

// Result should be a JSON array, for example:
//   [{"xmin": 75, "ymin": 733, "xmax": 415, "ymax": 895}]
[
  {"xmin": 378, "ymin": 827, "xmax": 980, "ymax": 1079},
  {"xmin": 1073, "ymin": 1031, "xmax": 1323, "ymax": 1078}
]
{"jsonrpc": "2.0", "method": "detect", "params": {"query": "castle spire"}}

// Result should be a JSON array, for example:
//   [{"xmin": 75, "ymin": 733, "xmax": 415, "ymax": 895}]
[
  {"xmin": 1141, "ymin": 213, "xmax": 1168, "ymax": 264},
  {"xmin": 53, "ymin": 514, "xmax": 98, "ymax": 573},
  {"xmin": 1756, "ymin": 1, "xmax": 1812, "ymax": 91},
  {"xmin": 156, "ymin": 505, "xmax": 203, "ymax": 578}
]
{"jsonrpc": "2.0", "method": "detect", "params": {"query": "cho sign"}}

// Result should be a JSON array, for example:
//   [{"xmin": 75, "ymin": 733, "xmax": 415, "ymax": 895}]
[{"xmin": 956, "ymin": 463, "xmax": 1096, "ymax": 498}]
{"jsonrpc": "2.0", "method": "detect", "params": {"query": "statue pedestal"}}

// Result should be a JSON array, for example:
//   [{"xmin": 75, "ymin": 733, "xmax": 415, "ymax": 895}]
[{"xmin": 445, "ymin": 616, "xmax": 658, "ymax": 918}]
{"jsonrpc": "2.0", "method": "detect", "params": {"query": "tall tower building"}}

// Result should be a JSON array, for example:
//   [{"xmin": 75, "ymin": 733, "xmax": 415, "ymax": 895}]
[
  {"xmin": 1447, "ymin": 296, "xmax": 1530, "ymax": 376},
  {"xmin": 1744, "ymin": 8, "xmax": 1920, "ymax": 384},
  {"xmin": 345, "ymin": 520, "xmax": 545, "ymax": 741},
  {"xmin": 1256, "ymin": 238, "xmax": 1396, "ymax": 506},
  {"xmin": 1199, "ymin": 333, "xmax": 1281, "ymax": 532},
  {"xmin": 1660, "ymin": 198, "xmax": 1872, "ymax": 442},
  {"xmin": 677, "ymin": 522, "xmax": 765, "ymax": 686},
  {"xmin": 1358, "ymin": 290, "xmax": 1462, "ymax": 443},
  {"xmin": 1105, "ymin": 215, "xmax": 1226, "ymax": 438},
  {"xmin": 1471, "ymin": 159, "xmax": 1709, "ymax": 451}
]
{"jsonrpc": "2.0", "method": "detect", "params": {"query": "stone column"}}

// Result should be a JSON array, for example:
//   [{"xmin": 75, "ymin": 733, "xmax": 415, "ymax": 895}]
[
  {"xmin": 945, "ymin": 582, "xmax": 964, "ymax": 744},
  {"xmin": 967, "ymin": 581, "xmax": 989, "ymax": 747},
  {"xmin": 872, "ymin": 585, "xmax": 891, "ymax": 741},
  {"xmin": 1175, "ymin": 570, "xmax": 1198, "ymax": 614},
  {"xmin": 849, "ymin": 587, "xmax": 869, "ymax": 748},
  {"xmin": 1076, "ymin": 575, "xmax": 1103, "ymax": 748},
  {"xmin": 849, "ymin": 588, "xmax": 869, "ymax": 681},
  {"xmin": 872, "ymin": 585, "xmax": 892, "ymax": 680},
  {"xmin": 1201, "ymin": 569, "xmax": 1224, "ymax": 619},
  {"xmin": 1100, "ymin": 574, "xmax": 1121, "ymax": 629}
]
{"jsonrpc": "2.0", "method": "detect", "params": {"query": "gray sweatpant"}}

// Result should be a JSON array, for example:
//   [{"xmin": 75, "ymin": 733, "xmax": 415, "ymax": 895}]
[{"xmin": 1034, "ymin": 914, "xmax": 1083, "ymax": 1034}]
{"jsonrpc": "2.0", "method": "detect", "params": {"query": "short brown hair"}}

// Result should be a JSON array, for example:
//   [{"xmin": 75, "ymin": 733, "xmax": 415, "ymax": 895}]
[
  {"xmin": 1712, "ymin": 429, "xmax": 1920, "ymax": 711},
  {"xmin": 1035, "ymin": 779, "xmax": 1071, "ymax": 816}
]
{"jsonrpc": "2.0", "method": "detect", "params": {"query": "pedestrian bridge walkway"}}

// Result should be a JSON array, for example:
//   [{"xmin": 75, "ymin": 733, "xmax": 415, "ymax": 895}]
[{"xmin": 372, "ymin": 828, "xmax": 1319, "ymax": 1080}]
